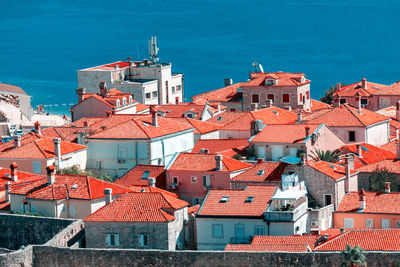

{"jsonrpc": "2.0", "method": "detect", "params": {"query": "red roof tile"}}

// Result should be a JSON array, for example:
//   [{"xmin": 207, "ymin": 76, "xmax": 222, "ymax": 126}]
[
  {"xmin": 358, "ymin": 159, "xmax": 400, "ymax": 174},
  {"xmin": 314, "ymin": 229, "xmax": 400, "ymax": 251},
  {"xmin": 192, "ymin": 139, "xmax": 248, "ymax": 156},
  {"xmin": 337, "ymin": 190, "xmax": 400, "ymax": 213},
  {"xmin": 114, "ymin": 164, "xmax": 166, "ymax": 188},
  {"xmin": 128, "ymin": 185, "xmax": 179, "ymax": 198},
  {"xmin": 168, "ymin": 153, "xmax": 252, "ymax": 172},
  {"xmin": 171, "ymin": 117, "xmax": 221, "ymax": 134},
  {"xmin": 192, "ymin": 83, "xmax": 245, "ymax": 103},
  {"xmin": 0, "ymin": 83, "xmax": 28, "ymax": 95},
  {"xmin": 231, "ymin": 162, "xmax": 286, "ymax": 182},
  {"xmin": 188, "ymin": 204, "xmax": 200, "ymax": 214},
  {"xmin": 244, "ymin": 72, "xmax": 310, "ymax": 87},
  {"xmin": 307, "ymin": 161, "xmax": 357, "ymax": 180},
  {"xmin": 251, "ymin": 235, "xmax": 320, "ymax": 249},
  {"xmin": 373, "ymin": 81, "xmax": 400, "ymax": 96},
  {"xmin": 224, "ymin": 244, "xmax": 310, "ymax": 252},
  {"xmin": 307, "ymin": 104, "xmax": 389, "ymax": 127},
  {"xmin": 310, "ymin": 99, "xmax": 331, "ymax": 112},
  {"xmin": 334, "ymin": 80, "xmax": 385, "ymax": 97},
  {"xmin": 206, "ymin": 112, "xmax": 248, "ymax": 126},
  {"xmin": 84, "ymin": 192, "xmax": 188, "ymax": 222},
  {"xmin": 251, "ymin": 124, "xmax": 320, "ymax": 143},
  {"xmin": 197, "ymin": 185, "xmax": 276, "ymax": 217},
  {"xmin": 0, "ymin": 168, "xmax": 43, "ymax": 189}
]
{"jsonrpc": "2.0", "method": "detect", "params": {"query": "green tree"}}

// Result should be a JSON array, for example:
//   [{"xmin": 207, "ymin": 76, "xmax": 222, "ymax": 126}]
[
  {"xmin": 369, "ymin": 167, "xmax": 398, "ymax": 192},
  {"xmin": 310, "ymin": 149, "xmax": 342, "ymax": 163},
  {"xmin": 320, "ymin": 83, "xmax": 345, "ymax": 104},
  {"xmin": 342, "ymin": 245, "xmax": 366, "ymax": 267},
  {"xmin": 58, "ymin": 166, "xmax": 113, "ymax": 183}
]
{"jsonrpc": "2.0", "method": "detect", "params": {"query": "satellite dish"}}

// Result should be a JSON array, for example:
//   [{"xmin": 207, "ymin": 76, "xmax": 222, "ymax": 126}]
[
  {"xmin": 252, "ymin": 62, "xmax": 258, "ymax": 72},
  {"xmin": 258, "ymin": 64, "xmax": 264, "ymax": 73}
]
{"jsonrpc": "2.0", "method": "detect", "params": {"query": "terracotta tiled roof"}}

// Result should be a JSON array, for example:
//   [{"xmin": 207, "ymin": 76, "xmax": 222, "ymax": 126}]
[
  {"xmin": 66, "ymin": 117, "xmax": 105, "ymax": 127},
  {"xmin": 337, "ymin": 190, "xmax": 400, "ymax": 213},
  {"xmin": 168, "ymin": 153, "xmax": 252, "ymax": 172},
  {"xmin": 84, "ymin": 61, "xmax": 131, "ymax": 71},
  {"xmin": 358, "ymin": 159, "xmax": 400, "ymax": 174},
  {"xmin": 251, "ymin": 124, "xmax": 321, "ymax": 143},
  {"xmin": 191, "ymin": 139, "xmax": 248, "ymax": 156},
  {"xmin": 188, "ymin": 204, "xmax": 200, "ymax": 214},
  {"xmin": 197, "ymin": 185, "xmax": 276, "ymax": 217},
  {"xmin": 251, "ymin": 235, "xmax": 320, "ymax": 249},
  {"xmin": 244, "ymin": 72, "xmax": 310, "ymax": 87},
  {"xmin": 373, "ymin": 81, "xmax": 400, "ymax": 96},
  {"xmin": 206, "ymin": 112, "xmax": 248, "ymax": 126},
  {"xmin": 376, "ymin": 106, "xmax": 397, "ymax": 119},
  {"xmin": 0, "ymin": 83, "xmax": 28, "ymax": 95},
  {"xmin": 41, "ymin": 127, "xmax": 81, "ymax": 143},
  {"xmin": 191, "ymin": 83, "xmax": 245, "ymax": 102},
  {"xmin": 84, "ymin": 192, "xmax": 188, "ymax": 222},
  {"xmin": 380, "ymin": 139, "xmax": 398, "ymax": 154},
  {"xmin": 171, "ymin": 118, "xmax": 221, "ymax": 134},
  {"xmin": 155, "ymin": 103, "xmax": 217, "ymax": 120},
  {"xmin": 231, "ymin": 162, "xmax": 286, "ymax": 182},
  {"xmin": 224, "ymin": 244, "xmax": 310, "ymax": 252},
  {"xmin": 334, "ymin": 80, "xmax": 385, "ymax": 97},
  {"xmin": 310, "ymin": 99, "xmax": 331, "ymax": 112},
  {"xmin": 0, "ymin": 135, "xmax": 87, "ymax": 160},
  {"xmin": 11, "ymin": 175, "xmax": 129, "ymax": 200},
  {"xmin": 128, "ymin": 185, "xmax": 179, "ymax": 198},
  {"xmin": 306, "ymin": 104, "xmax": 389, "ymax": 127},
  {"xmin": 314, "ymin": 229, "xmax": 400, "ymax": 251},
  {"xmin": 114, "ymin": 164, "xmax": 166, "ymax": 189},
  {"xmin": 307, "ymin": 161, "xmax": 357, "ymax": 180},
  {"xmin": 0, "ymin": 168, "xmax": 43, "ymax": 189}
]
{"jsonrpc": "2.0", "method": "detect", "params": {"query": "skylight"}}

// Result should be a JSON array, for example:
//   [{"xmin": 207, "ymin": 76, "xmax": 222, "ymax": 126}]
[
  {"xmin": 329, "ymin": 165, "xmax": 336, "ymax": 170},
  {"xmin": 141, "ymin": 170, "xmax": 151, "ymax": 180},
  {"xmin": 5, "ymin": 173, "xmax": 10, "ymax": 178},
  {"xmin": 372, "ymin": 86, "xmax": 380, "ymax": 90},
  {"xmin": 219, "ymin": 196, "xmax": 229, "ymax": 203},
  {"xmin": 356, "ymin": 110, "xmax": 361, "ymax": 114},
  {"xmin": 245, "ymin": 196, "xmax": 254, "ymax": 203},
  {"xmin": 361, "ymin": 146, "xmax": 369, "ymax": 151},
  {"xmin": 257, "ymin": 170, "xmax": 265, "ymax": 176},
  {"xmin": 217, "ymin": 117, "xmax": 223, "ymax": 121},
  {"xmin": 273, "ymin": 110, "xmax": 279, "ymax": 115}
]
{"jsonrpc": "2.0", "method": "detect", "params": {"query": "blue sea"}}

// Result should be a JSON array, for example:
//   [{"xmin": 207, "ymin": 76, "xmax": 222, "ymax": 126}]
[{"xmin": 1, "ymin": 1, "xmax": 400, "ymax": 115}]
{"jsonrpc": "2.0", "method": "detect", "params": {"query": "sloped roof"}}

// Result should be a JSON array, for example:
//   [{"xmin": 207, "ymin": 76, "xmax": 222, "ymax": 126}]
[
  {"xmin": 168, "ymin": 153, "xmax": 252, "ymax": 172},
  {"xmin": 373, "ymin": 81, "xmax": 400, "ymax": 96},
  {"xmin": 191, "ymin": 83, "xmax": 245, "ymax": 102},
  {"xmin": 128, "ymin": 185, "xmax": 179, "ymax": 198},
  {"xmin": 84, "ymin": 192, "xmax": 188, "ymax": 222},
  {"xmin": 171, "ymin": 117, "xmax": 222, "ymax": 134},
  {"xmin": 197, "ymin": 185, "xmax": 276, "ymax": 217},
  {"xmin": 224, "ymin": 244, "xmax": 310, "ymax": 252},
  {"xmin": 11, "ymin": 175, "xmax": 129, "ymax": 200},
  {"xmin": 206, "ymin": 112, "xmax": 248, "ymax": 126},
  {"xmin": 251, "ymin": 124, "xmax": 320, "ymax": 143},
  {"xmin": 358, "ymin": 159, "xmax": 400, "ymax": 174},
  {"xmin": 0, "ymin": 168, "xmax": 43, "ymax": 188},
  {"xmin": 191, "ymin": 139, "xmax": 248, "ymax": 156},
  {"xmin": 244, "ymin": 72, "xmax": 310, "ymax": 87},
  {"xmin": 306, "ymin": 104, "xmax": 389, "ymax": 127},
  {"xmin": 336, "ymin": 190, "xmax": 400, "ymax": 213},
  {"xmin": 231, "ymin": 162, "xmax": 286, "ymax": 182},
  {"xmin": 114, "ymin": 164, "xmax": 166, "ymax": 188},
  {"xmin": 0, "ymin": 83, "xmax": 28, "ymax": 95},
  {"xmin": 310, "ymin": 99, "xmax": 331, "ymax": 112},
  {"xmin": 334, "ymin": 80, "xmax": 385, "ymax": 97},
  {"xmin": 307, "ymin": 161, "xmax": 357, "ymax": 180}
]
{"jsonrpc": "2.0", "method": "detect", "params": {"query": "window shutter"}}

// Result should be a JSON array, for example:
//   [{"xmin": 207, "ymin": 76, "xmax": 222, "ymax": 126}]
[
  {"xmin": 114, "ymin": 234, "xmax": 120, "ymax": 246},
  {"xmin": 106, "ymin": 234, "xmax": 111, "ymax": 246}
]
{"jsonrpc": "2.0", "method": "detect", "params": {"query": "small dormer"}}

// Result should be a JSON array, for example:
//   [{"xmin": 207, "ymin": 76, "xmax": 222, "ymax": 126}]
[
  {"xmin": 301, "ymin": 75, "xmax": 305, "ymax": 83},
  {"xmin": 184, "ymin": 110, "xmax": 199, "ymax": 119},
  {"xmin": 122, "ymin": 97, "xmax": 127, "ymax": 106},
  {"xmin": 116, "ymin": 99, "xmax": 120, "ymax": 109},
  {"xmin": 129, "ymin": 95, "xmax": 133, "ymax": 104},
  {"xmin": 264, "ymin": 79, "xmax": 278, "ymax": 86}
]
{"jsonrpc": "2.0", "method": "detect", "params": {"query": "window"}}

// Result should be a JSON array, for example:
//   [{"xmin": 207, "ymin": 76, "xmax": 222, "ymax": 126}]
[
  {"xmin": 245, "ymin": 196, "xmax": 254, "ymax": 203},
  {"xmin": 69, "ymin": 205, "xmax": 76, "ymax": 218},
  {"xmin": 176, "ymin": 85, "xmax": 181, "ymax": 92},
  {"xmin": 116, "ymin": 99, "xmax": 120, "ymax": 108},
  {"xmin": 219, "ymin": 196, "xmax": 229, "ymax": 203},
  {"xmin": 382, "ymin": 219, "xmax": 390, "ymax": 229},
  {"xmin": 265, "ymin": 79, "xmax": 274, "ymax": 86},
  {"xmin": 117, "ymin": 147, "xmax": 127, "ymax": 162},
  {"xmin": 254, "ymin": 226, "xmax": 265, "ymax": 235},
  {"xmin": 202, "ymin": 175, "xmax": 211, "ymax": 187},
  {"xmin": 95, "ymin": 160, "xmax": 103, "ymax": 170},
  {"xmin": 340, "ymin": 99, "xmax": 347, "ymax": 104},
  {"xmin": 306, "ymin": 90, "xmax": 310, "ymax": 99},
  {"xmin": 235, "ymin": 224, "xmax": 245, "ymax": 238},
  {"xmin": 187, "ymin": 113, "xmax": 193, "ymax": 118},
  {"xmin": 251, "ymin": 94, "xmax": 259, "ymax": 103},
  {"xmin": 267, "ymin": 94, "xmax": 275, "ymax": 103},
  {"xmin": 105, "ymin": 233, "xmax": 120, "ymax": 247},
  {"xmin": 344, "ymin": 218, "xmax": 354, "ymax": 228},
  {"xmin": 122, "ymin": 98, "xmax": 126, "ymax": 106},
  {"xmin": 257, "ymin": 170, "xmax": 264, "ymax": 176},
  {"xmin": 172, "ymin": 177, "xmax": 178, "ymax": 185},
  {"xmin": 212, "ymin": 224, "xmax": 223, "ymax": 238},
  {"xmin": 191, "ymin": 176, "xmax": 197, "ymax": 183},
  {"xmin": 282, "ymin": 94, "xmax": 290, "ymax": 103},
  {"xmin": 138, "ymin": 234, "xmax": 149, "ymax": 247},
  {"xmin": 348, "ymin": 131, "xmax": 356, "ymax": 142},
  {"xmin": 230, "ymin": 108, "xmax": 237, "ymax": 112},
  {"xmin": 366, "ymin": 219, "xmax": 373, "ymax": 229},
  {"xmin": 324, "ymin": 195, "xmax": 332, "ymax": 206},
  {"xmin": 152, "ymin": 91, "xmax": 158, "ymax": 98},
  {"xmin": 299, "ymin": 93, "xmax": 303, "ymax": 103},
  {"xmin": 193, "ymin": 197, "xmax": 203, "ymax": 205},
  {"xmin": 33, "ymin": 161, "xmax": 42, "ymax": 174},
  {"xmin": 361, "ymin": 99, "xmax": 368, "ymax": 105},
  {"xmin": 145, "ymin": 93, "xmax": 151, "ymax": 99},
  {"xmin": 171, "ymin": 86, "xmax": 176, "ymax": 93},
  {"xmin": 141, "ymin": 170, "xmax": 151, "ymax": 180}
]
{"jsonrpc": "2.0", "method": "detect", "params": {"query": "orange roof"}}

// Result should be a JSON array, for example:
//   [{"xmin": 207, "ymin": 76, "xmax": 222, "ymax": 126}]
[
  {"xmin": 231, "ymin": 162, "xmax": 286, "ymax": 182},
  {"xmin": 376, "ymin": 105, "xmax": 397, "ymax": 119},
  {"xmin": 337, "ymin": 190, "xmax": 400, "ymax": 213},
  {"xmin": 191, "ymin": 83, "xmax": 245, "ymax": 103},
  {"xmin": 307, "ymin": 161, "xmax": 357, "ymax": 180},
  {"xmin": 11, "ymin": 175, "xmax": 129, "ymax": 200},
  {"xmin": 334, "ymin": 80, "xmax": 385, "ymax": 97},
  {"xmin": 224, "ymin": 244, "xmax": 310, "ymax": 252},
  {"xmin": 251, "ymin": 124, "xmax": 321, "ymax": 143},
  {"xmin": 310, "ymin": 99, "xmax": 331, "ymax": 112},
  {"xmin": 251, "ymin": 235, "xmax": 320, "ymax": 249},
  {"xmin": 197, "ymin": 185, "xmax": 276, "ymax": 217},
  {"xmin": 0, "ymin": 83, "xmax": 28, "ymax": 95},
  {"xmin": 314, "ymin": 229, "xmax": 400, "ymax": 251},
  {"xmin": 168, "ymin": 153, "xmax": 252, "ymax": 172},
  {"xmin": 171, "ymin": 117, "xmax": 221, "ymax": 134},
  {"xmin": 191, "ymin": 139, "xmax": 248, "ymax": 156},
  {"xmin": 41, "ymin": 127, "xmax": 81, "ymax": 143},
  {"xmin": 358, "ymin": 159, "xmax": 400, "ymax": 174},
  {"xmin": 84, "ymin": 192, "xmax": 188, "ymax": 222},
  {"xmin": 206, "ymin": 111, "xmax": 248, "ymax": 126},
  {"xmin": 114, "ymin": 164, "xmax": 166, "ymax": 188},
  {"xmin": 307, "ymin": 104, "xmax": 389, "ymax": 127},
  {"xmin": 244, "ymin": 72, "xmax": 310, "ymax": 87},
  {"xmin": 128, "ymin": 185, "xmax": 179, "ymax": 198},
  {"xmin": 0, "ymin": 135, "xmax": 87, "ymax": 160},
  {"xmin": 373, "ymin": 81, "xmax": 400, "ymax": 96},
  {"xmin": 188, "ymin": 204, "xmax": 200, "ymax": 214},
  {"xmin": 0, "ymin": 168, "xmax": 43, "ymax": 189},
  {"xmin": 84, "ymin": 61, "xmax": 131, "ymax": 71},
  {"xmin": 155, "ymin": 103, "xmax": 217, "ymax": 120}
]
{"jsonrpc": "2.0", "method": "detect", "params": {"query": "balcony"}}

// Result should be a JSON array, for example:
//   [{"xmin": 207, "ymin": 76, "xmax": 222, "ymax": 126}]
[{"xmin": 264, "ymin": 201, "xmax": 308, "ymax": 222}]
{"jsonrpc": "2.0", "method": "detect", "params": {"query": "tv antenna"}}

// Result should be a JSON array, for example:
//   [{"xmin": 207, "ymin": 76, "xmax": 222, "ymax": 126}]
[
  {"xmin": 148, "ymin": 36, "xmax": 159, "ymax": 63},
  {"xmin": 252, "ymin": 62, "xmax": 264, "ymax": 73}
]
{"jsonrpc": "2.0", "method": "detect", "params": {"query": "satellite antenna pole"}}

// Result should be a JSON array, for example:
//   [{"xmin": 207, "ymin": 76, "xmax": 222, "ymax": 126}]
[{"xmin": 149, "ymin": 36, "xmax": 159, "ymax": 63}]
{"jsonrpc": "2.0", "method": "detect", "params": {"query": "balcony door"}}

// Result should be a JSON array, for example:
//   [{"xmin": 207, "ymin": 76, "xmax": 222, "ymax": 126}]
[{"xmin": 235, "ymin": 224, "xmax": 245, "ymax": 240}]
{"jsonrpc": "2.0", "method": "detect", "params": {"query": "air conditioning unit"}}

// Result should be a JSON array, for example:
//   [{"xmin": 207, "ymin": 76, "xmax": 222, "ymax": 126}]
[
  {"xmin": 311, "ymin": 220, "xmax": 319, "ymax": 229},
  {"xmin": 396, "ymin": 221, "xmax": 400, "ymax": 228}
]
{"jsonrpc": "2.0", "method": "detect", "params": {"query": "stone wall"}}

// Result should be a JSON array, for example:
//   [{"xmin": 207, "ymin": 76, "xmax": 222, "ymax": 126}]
[
  {"xmin": 0, "ymin": 213, "xmax": 75, "ymax": 250},
  {"xmin": 45, "ymin": 219, "xmax": 85, "ymax": 248},
  {"xmin": 0, "ymin": 245, "xmax": 33, "ymax": 267}
]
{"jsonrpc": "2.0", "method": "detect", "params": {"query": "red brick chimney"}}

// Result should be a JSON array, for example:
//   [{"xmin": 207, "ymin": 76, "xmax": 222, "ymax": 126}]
[
  {"xmin": 175, "ymin": 97, "xmax": 179, "ymax": 105},
  {"xmin": 99, "ymin": 81, "xmax": 108, "ymax": 97},
  {"xmin": 361, "ymin": 78, "xmax": 367, "ymax": 89},
  {"xmin": 46, "ymin": 165, "xmax": 56, "ymax": 185},
  {"xmin": 76, "ymin": 88, "xmax": 86, "ymax": 103},
  {"xmin": 34, "ymin": 121, "xmax": 41, "ymax": 135},
  {"xmin": 305, "ymin": 126, "xmax": 310, "ymax": 137},
  {"xmin": 10, "ymin": 162, "xmax": 18, "ymax": 182},
  {"xmin": 336, "ymin": 83, "xmax": 341, "ymax": 91},
  {"xmin": 257, "ymin": 158, "xmax": 264, "ymax": 164}
]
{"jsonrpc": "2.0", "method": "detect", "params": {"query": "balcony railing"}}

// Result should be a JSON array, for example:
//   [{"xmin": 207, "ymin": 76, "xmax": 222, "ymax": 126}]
[{"xmin": 264, "ymin": 201, "xmax": 308, "ymax": 222}]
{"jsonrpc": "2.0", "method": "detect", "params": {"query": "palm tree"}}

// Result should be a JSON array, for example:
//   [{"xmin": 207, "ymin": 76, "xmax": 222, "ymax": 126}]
[
  {"xmin": 342, "ymin": 245, "xmax": 367, "ymax": 267},
  {"xmin": 310, "ymin": 149, "xmax": 342, "ymax": 163}
]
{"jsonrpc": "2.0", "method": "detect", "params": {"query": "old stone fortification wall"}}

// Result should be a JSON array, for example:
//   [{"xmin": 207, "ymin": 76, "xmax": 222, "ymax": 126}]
[
  {"xmin": 0, "ymin": 246, "xmax": 33, "ymax": 267},
  {"xmin": 0, "ymin": 213, "xmax": 75, "ymax": 250}
]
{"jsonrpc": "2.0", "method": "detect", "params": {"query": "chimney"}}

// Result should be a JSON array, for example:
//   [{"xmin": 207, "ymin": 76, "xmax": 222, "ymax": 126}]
[
  {"xmin": 251, "ymin": 103, "xmax": 258, "ymax": 111},
  {"xmin": 199, "ymin": 148, "xmax": 209, "ymax": 154},
  {"xmin": 224, "ymin": 78, "xmax": 233, "ymax": 86},
  {"xmin": 148, "ymin": 177, "xmax": 156, "ymax": 187},
  {"xmin": 355, "ymin": 96, "xmax": 361, "ymax": 110},
  {"xmin": 297, "ymin": 111, "xmax": 302, "ymax": 123},
  {"xmin": 396, "ymin": 101, "xmax": 400, "ymax": 121},
  {"xmin": 175, "ymin": 97, "xmax": 179, "ymax": 105},
  {"xmin": 99, "ymin": 81, "xmax": 108, "ymax": 97},
  {"xmin": 10, "ymin": 162, "xmax": 18, "ymax": 182},
  {"xmin": 340, "ymin": 228, "xmax": 345, "ymax": 234},
  {"xmin": 13, "ymin": 135, "xmax": 21, "ymax": 148},
  {"xmin": 104, "ymin": 188, "xmax": 112, "ymax": 205},
  {"xmin": 46, "ymin": 165, "xmax": 56, "ymax": 185},
  {"xmin": 76, "ymin": 88, "xmax": 86, "ymax": 103},
  {"xmin": 285, "ymin": 106, "xmax": 292, "ymax": 111},
  {"xmin": 257, "ymin": 158, "xmax": 264, "ymax": 164},
  {"xmin": 265, "ymin": 99, "xmax": 273, "ymax": 108},
  {"xmin": 336, "ymin": 83, "xmax": 341, "ymax": 91},
  {"xmin": 385, "ymin": 182, "xmax": 391, "ymax": 193},
  {"xmin": 397, "ymin": 131, "xmax": 400, "ymax": 160},
  {"xmin": 83, "ymin": 120, "xmax": 88, "ymax": 127},
  {"xmin": 344, "ymin": 155, "xmax": 351, "ymax": 193},
  {"xmin": 5, "ymin": 182, "xmax": 11, "ymax": 202},
  {"xmin": 114, "ymin": 64, "xmax": 119, "ymax": 70},
  {"xmin": 305, "ymin": 126, "xmax": 310, "ymax": 137},
  {"xmin": 53, "ymin": 138, "xmax": 61, "ymax": 162},
  {"xmin": 334, "ymin": 98, "xmax": 340, "ymax": 108},
  {"xmin": 359, "ymin": 189, "xmax": 366, "ymax": 210},
  {"xmin": 361, "ymin": 78, "xmax": 367, "ymax": 89},
  {"xmin": 357, "ymin": 144, "xmax": 363, "ymax": 158},
  {"xmin": 300, "ymin": 153, "xmax": 306, "ymax": 166},
  {"xmin": 215, "ymin": 155, "xmax": 223, "ymax": 171},
  {"xmin": 150, "ymin": 105, "xmax": 158, "ymax": 127},
  {"xmin": 34, "ymin": 121, "xmax": 41, "ymax": 135}
]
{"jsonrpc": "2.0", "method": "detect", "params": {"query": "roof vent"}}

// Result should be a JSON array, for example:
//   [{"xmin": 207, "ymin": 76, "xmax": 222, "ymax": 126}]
[
  {"xmin": 71, "ymin": 184, "xmax": 79, "ymax": 189},
  {"xmin": 219, "ymin": 196, "xmax": 229, "ymax": 203},
  {"xmin": 245, "ymin": 196, "xmax": 254, "ymax": 203},
  {"xmin": 272, "ymin": 110, "xmax": 279, "ymax": 115},
  {"xmin": 217, "ymin": 116, "xmax": 223, "ymax": 121},
  {"xmin": 257, "ymin": 170, "xmax": 265, "ymax": 176},
  {"xmin": 328, "ymin": 165, "xmax": 336, "ymax": 170}
]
